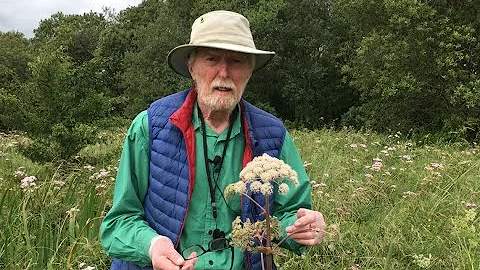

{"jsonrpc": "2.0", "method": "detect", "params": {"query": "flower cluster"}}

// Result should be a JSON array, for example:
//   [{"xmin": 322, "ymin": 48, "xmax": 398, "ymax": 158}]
[
  {"xmin": 89, "ymin": 169, "xmax": 110, "ymax": 180},
  {"xmin": 66, "ymin": 207, "xmax": 80, "ymax": 216},
  {"xmin": 412, "ymin": 254, "xmax": 432, "ymax": 268},
  {"xmin": 15, "ymin": 168, "xmax": 26, "ymax": 178},
  {"xmin": 78, "ymin": 262, "xmax": 96, "ymax": 270},
  {"xmin": 370, "ymin": 158, "xmax": 383, "ymax": 172},
  {"xmin": 230, "ymin": 216, "xmax": 282, "ymax": 253},
  {"xmin": 225, "ymin": 154, "xmax": 298, "ymax": 197},
  {"xmin": 225, "ymin": 154, "xmax": 301, "ymax": 261},
  {"xmin": 20, "ymin": 175, "xmax": 38, "ymax": 193},
  {"xmin": 424, "ymin": 162, "xmax": 444, "ymax": 171},
  {"xmin": 89, "ymin": 167, "xmax": 116, "ymax": 195}
]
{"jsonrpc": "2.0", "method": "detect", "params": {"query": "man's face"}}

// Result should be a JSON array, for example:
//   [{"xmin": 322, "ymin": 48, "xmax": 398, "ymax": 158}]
[{"xmin": 188, "ymin": 48, "xmax": 254, "ymax": 112}]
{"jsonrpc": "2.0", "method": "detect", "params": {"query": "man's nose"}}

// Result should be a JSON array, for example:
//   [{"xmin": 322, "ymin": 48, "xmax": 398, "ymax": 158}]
[{"xmin": 217, "ymin": 60, "xmax": 229, "ymax": 77}]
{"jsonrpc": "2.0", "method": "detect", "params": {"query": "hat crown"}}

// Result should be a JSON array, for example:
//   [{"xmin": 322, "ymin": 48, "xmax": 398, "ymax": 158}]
[
  {"xmin": 190, "ymin": 10, "xmax": 256, "ymax": 49},
  {"xmin": 167, "ymin": 10, "xmax": 275, "ymax": 78}
]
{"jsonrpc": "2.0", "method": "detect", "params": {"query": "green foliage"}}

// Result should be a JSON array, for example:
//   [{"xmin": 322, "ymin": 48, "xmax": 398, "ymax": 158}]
[
  {"xmin": 118, "ymin": 0, "xmax": 193, "ymax": 117},
  {"xmin": 2, "ymin": 0, "xmax": 480, "ymax": 158},
  {"xmin": 0, "ymin": 31, "xmax": 32, "ymax": 82},
  {"xmin": 0, "ymin": 32, "xmax": 32, "ymax": 131},
  {"xmin": 339, "ymin": 0, "xmax": 480, "ymax": 138},
  {"xmin": 0, "ymin": 90, "xmax": 25, "ymax": 131},
  {"xmin": 33, "ymin": 12, "xmax": 107, "ymax": 64},
  {"xmin": 20, "ymin": 38, "xmax": 112, "ymax": 160}
]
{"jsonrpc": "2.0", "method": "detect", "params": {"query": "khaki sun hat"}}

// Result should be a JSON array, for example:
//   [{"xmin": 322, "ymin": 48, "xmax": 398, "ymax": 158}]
[{"xmin": 167, "ymin": 10, "xmax": 275, "ymax": 78}]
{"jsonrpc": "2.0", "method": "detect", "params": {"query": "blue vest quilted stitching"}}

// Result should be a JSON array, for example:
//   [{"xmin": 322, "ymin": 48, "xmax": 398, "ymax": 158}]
[{"xmin": 111, "ymin": 89, "xmax": 286, "ymax": 270}]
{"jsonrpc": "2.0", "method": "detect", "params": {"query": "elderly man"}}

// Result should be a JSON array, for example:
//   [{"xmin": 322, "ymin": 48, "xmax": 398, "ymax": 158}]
[{"xmin": 101, "ymin": 10, "xmax": 325, "ymax": 270}]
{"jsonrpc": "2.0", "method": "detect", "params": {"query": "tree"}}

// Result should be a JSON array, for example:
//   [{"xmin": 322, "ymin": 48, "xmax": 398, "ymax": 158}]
[
  {"xmin": 33, "ymin": 12, "xmax": 108, "ymax": 63},
  {"xmin": 338, "ymin": 0, "xmax": 480, "ymax": 139},
  {"xmin": 0, "ymin": 31, "xmax": 32, "ymax": 130}
]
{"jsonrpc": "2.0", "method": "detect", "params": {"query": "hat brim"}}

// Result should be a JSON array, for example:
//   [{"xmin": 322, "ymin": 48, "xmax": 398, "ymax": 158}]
[{"xmin": 167, "ymin": 43, "xmax": 275, "ymax": 78}]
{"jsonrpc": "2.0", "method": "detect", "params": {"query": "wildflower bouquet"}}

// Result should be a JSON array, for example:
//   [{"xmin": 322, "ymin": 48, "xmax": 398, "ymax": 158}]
[{"xmin": 224, "ymin": 153, "xmax": 299, "ymax": 270}]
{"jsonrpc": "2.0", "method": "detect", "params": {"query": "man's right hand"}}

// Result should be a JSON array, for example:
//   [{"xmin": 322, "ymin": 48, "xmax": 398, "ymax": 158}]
[{"xmin": 149, "ymin": 236, "xmax": 198, "ymax": 270}]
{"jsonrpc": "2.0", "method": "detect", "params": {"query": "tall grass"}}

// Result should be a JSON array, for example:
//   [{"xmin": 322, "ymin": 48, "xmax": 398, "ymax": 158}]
[
  {"xmin": 0, "ymin": 128, "xmax": 478, "ymax": 269},
  {"xmin": 279, "ymin": 129, "xmax": 479, "ymax": 269}
]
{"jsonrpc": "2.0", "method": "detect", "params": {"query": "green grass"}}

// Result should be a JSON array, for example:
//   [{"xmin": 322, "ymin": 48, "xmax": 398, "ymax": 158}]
[{"xmin": 0, "ymin": 128, "xmax": 478, "ymax": 269}]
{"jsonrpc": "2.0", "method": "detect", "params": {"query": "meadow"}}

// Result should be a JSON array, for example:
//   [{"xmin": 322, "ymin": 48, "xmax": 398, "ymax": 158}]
[{"xmin": 0, "ymin": 127, "xmax": 478, "ymax": 269}]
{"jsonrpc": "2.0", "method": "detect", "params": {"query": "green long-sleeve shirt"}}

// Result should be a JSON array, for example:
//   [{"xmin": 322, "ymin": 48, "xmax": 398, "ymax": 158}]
[{"xmin": 101, "ymin": 104, "xmax": 312, "ymax": 269}]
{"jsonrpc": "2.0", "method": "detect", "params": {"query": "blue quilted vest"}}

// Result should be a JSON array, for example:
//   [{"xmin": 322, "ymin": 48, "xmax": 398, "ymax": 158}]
[{"xmin": 111, "ymin": 89, "xmax": 286, "ymax": 270}]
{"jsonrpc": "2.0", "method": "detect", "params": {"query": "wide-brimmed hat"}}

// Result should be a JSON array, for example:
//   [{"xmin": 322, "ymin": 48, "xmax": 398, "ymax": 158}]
[{"xmin": 167, "ymin": 10, "xmax": 275, "ymax": 78}]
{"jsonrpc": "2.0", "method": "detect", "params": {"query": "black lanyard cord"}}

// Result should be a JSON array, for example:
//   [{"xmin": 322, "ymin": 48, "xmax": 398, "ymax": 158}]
[{"xmin": 199, "ymin": 107, "xmax": 238, "ymax": 219}]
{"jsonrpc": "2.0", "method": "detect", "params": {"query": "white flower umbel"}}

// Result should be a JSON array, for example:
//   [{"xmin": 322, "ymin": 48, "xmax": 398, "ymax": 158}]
[
  {"xmin": 225, "ymin": 154, "xmax": 300, "ymax": 270},
  {"xmin": 237, "ymin": 153, "xmax": 299, "ymax": 187}
]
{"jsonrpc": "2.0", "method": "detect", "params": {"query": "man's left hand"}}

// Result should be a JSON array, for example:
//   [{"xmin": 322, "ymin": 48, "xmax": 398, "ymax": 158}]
[{"xmin": 285, "ymin": 208, "xmax": 325, "ymax": 245}]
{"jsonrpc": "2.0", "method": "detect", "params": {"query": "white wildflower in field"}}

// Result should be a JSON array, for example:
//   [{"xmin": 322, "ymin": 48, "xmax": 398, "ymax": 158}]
[
  {"xmin": 20, "ymin": 176, "xmax": 38, "ymax": 193},
  {"xmin": 380, "ymin": 149, "xmax": 389, "ymax": 155},
  {"xmin": 89, "ymin": 169, "xmax": 110, "ymax": 180},
  {"xmin": 79, "ymin": 263, "xmax": 96, "ymax": 270},
  {"xmin": 66, "ymin": 207, "xmax": 80, "ymax": 216},
  {"xmin": 348, "ymin": 143, "xmax": 367, "ymax": 149},
  {"xmin": 365, "ymin": 173, "xmax": 373, "ymax": 179},
  {"xmin": 402, "ymin": 191, "xmax": 418, "ymax": 198},
  {"xmin": 401, "ymin": 155, "xmax": 413, "ymax": 163},
  {"xmin": 412, "ymin": 254, "xmax": 432, "ymax": 268},
  {"xmin": 462, "ymin": 201, "xmax": 477, "ymax": 209},
  {"xmin": 15, "ymin": 169, "xmax": 26, "ymax": 178},
  {"xmin": 303, "ymin": 161, "xmax": 312, "ymax": 168},
  {"xmin": 424, "ymin": 162, "xmax": 444, "ymax": 171},
  {"xmin": 370, "ymin": 158, "xmax": 383, "ymax": 171},
  {"xmin": 53, "ymin": 180, "xmax": 66, "ymax": 190},
  {"xmin": 83, "ymin": 165, "xmax": 95, "ymax": 170},
  {"xmin": 312, "ymin": 182, "xmax": 327, "ymax": 189},
  {"xmin": 430, "ymin": 163, "xmax": 444, "ymax": 170}
]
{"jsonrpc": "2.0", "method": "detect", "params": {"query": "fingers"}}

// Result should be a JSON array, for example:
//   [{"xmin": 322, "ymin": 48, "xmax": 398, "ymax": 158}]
[
  {"xmin": 294, "ymin": 208, "xmax": 318, "ymax": 226},
  {"xmin": 180, "ymin": 252, "xmax": 198, "ymax": 270},
  {"xmin": 153, "ymin": 252, "xmax": 184, "ymax": 270},
  {"xmin": 286, "ymin": 209, "xmax": 326, "ymax": 246},
  {"xmin": 150, "ymin": 236, "xmax": 185, "ymax": 270}
]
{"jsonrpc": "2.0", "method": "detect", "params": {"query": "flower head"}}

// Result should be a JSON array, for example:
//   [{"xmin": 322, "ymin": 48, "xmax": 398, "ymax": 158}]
[
  {"xmin": 20, "ymin": 176, "xmax": 38, "ymax": 193},
  {"xmin": 278, "ymin": 183, "xmax": 289, "ymax": 195},
  {"xmin": 240, "ymin": 154, "xmax": 298, "ymax": 186}
]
